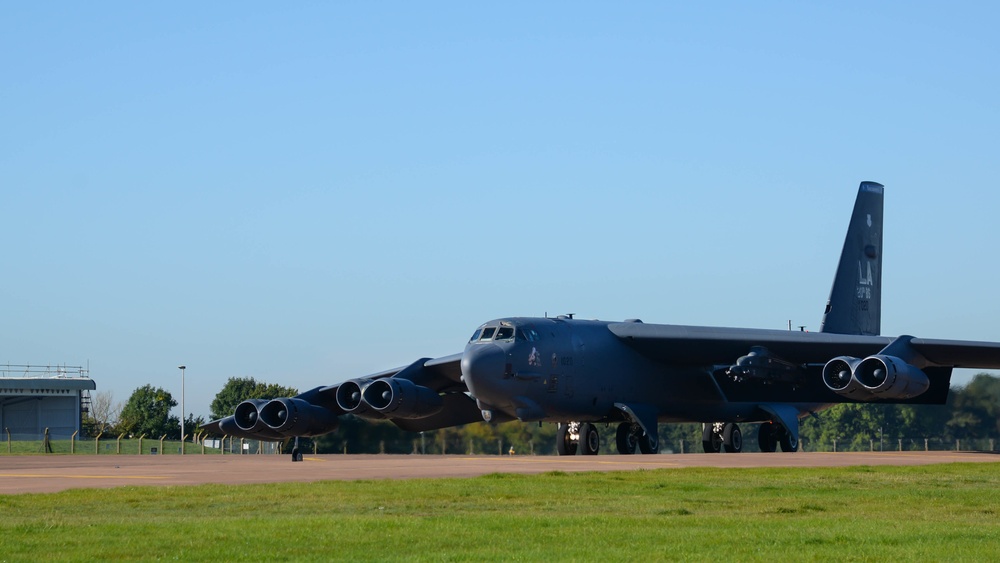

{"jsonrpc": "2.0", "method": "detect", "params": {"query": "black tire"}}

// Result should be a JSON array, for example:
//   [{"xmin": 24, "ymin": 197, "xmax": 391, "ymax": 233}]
[
  {"xmin": 580, "ymin": 423, "xmax": 600, "ymax": 455},
  {"xmin": 556, "ymin": 423, "xmax": 578, "ymax": 456},
  {"xmin": 616, "ymin": 422, "xmax": 638, "ymax": 455},
  {"xmin": 758, "ymin": 422, "xmax": 778, "ymax": 453},
  {"xmin": 779, "ymin": 428, "xmax": 799, "ymax": 452},
  {"xmin": 722, "ymin": 423, "xmax": 743, "ymax": 453},
  {"xmin": 702, "ymin": 423, "xmax": 721, "ymax": 453},
  {"xmin": 638, "ymin": 431, "xmax": 659, "ymax": 454}
]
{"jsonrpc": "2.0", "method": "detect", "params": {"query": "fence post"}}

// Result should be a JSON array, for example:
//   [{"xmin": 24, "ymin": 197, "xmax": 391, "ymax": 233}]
[
  {"xmin": 5, "ymin": 427, "xmax": 10, "ymax": 453},
  {"xmin": 925, "ymin": 438, "xmax": 929, "ymax": 451},
  {"xmin": 116, "ymin": 433, "xmax": 125, "ymax": 454},
  {"xmin": 833, "ymin": 439, "xmax": 837, "ymax": 453},
  {"xmin": 159, "ymin": 435, "xmax": 166, "ymax": 454},
  {"xmin": 956, "ymin": 439, "xmax": 960, "ymax": 451},
  {"xmin": 898, "ymin": 438, "xmax": 902, "ymax": 452},
  {"xmin": 43, "ymin": 428, "xmax": 52, "ymax": 453},
  {"xmin": 71, "ymin": 430, "xmax": 78, "ymax": 454},
  {"xmin": 870, "ymin": 439, "xmax": 874, "ymax": 452},
  {"xmin": 991, "ymin": 439, "xmax": 995, "ymax": 452},
  {"xmin": 95, "ymin": 432, "xmax": 103, "ymax": 454}
]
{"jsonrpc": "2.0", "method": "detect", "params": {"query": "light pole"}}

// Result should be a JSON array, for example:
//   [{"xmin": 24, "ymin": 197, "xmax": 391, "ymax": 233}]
[{"xmin": 178, "ymin": 365, "xmax": 186, "ymax": 454}]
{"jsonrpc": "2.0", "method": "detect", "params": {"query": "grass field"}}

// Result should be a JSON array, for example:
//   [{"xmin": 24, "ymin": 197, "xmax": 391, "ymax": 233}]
[{"xmin": 2, "ymin": 463, "xmax": 999, "ymax": 561}]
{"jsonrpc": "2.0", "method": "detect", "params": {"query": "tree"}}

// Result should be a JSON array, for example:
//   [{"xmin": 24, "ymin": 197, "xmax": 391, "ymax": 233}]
[
  {"xmin": 119, "ymin": 385, "xmax": 180, "ymax": 438},
  {"xmin": 209, "ymin": 377, "xmax": 299, "ymax": 420},
  {"xmin": 86, "ymin": 390, "xmax": 122, "ymax": 435},
  {"xmin": 185, "ymin": 413, "xmax": 207, "ymax": 436},
  {"xmin": 947, "ymin": 373, "xmax": 1000, "ymax": 440}
]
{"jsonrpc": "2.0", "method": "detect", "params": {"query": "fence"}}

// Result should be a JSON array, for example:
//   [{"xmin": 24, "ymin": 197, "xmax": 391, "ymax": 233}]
[{"xmin": 1, "ymin": 431, "xmax": 286, "ymax": 456}]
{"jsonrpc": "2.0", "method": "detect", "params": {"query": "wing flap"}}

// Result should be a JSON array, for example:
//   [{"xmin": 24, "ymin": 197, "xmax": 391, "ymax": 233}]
[
  {"xmin": 910, "ymin": 338, "xmax": 1000, "ymax": 369},
  {"xmin": 608, "ymin": 322, "xmax": 891, "ymax": 365}
]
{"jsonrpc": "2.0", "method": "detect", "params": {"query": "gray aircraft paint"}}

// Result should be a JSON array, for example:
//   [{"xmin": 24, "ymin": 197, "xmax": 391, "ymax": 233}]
[
  {"xmin": 205, "ymin": 182, "xmax": 1000, "ymax": 456},
  {"xmin": 821, "ymin": 181, "xmax": 883, "ymax": 336}
]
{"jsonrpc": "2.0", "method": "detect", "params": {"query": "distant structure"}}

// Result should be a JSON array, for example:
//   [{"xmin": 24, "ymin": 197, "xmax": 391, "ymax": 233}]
[{"xmin": 0, "ymin": 364, "xmax": 96, "ymax": 440}]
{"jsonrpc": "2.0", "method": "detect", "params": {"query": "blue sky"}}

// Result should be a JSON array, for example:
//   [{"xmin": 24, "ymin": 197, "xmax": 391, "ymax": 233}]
[{"xmin": 3, "ymin": 3, "xmax": 998, "ymax": 421}]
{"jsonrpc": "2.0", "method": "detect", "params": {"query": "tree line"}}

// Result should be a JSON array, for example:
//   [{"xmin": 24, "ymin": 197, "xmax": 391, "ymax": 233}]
[{"xmin": 89, "ymin": 373, "xmax": 1000, "ymax": 453}]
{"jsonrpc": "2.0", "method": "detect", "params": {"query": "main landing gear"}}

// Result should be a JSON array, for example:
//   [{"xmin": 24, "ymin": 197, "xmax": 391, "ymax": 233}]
[
  {"xmin": 557, "ymin": 422, "xmax": 599, "ymax": 455},
  {"xmin": 556, "ymin": 421, "xmax": 659, "ymax": 455},
  {"xmin": 701, "ymin": 422, "xmax": 799, "ymax": 453},
  {"xmin": 757, "ymin": 421, "xmax": 799, "ymax": 452},
  {"xmin": 702, "ymin": 422, "xmax": 743, "ymax": 453},
  {"xmin": 615, "ymin": 422, "xmax": 658, "ymax": 454}
]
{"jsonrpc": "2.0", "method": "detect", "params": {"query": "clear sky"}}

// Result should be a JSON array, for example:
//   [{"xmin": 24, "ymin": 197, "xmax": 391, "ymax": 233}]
[{"xmin": 3, "ymin": 3, "xmax": 999, "ymax": 422}]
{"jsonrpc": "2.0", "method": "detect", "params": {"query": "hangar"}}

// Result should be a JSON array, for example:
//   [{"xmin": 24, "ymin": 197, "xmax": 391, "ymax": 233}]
[{"xmin": 1, "ymin": 365, "xmax": 96, "ymax": 440}]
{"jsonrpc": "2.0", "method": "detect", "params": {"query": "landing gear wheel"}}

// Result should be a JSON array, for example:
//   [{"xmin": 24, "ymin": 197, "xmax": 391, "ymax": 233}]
[
  {"xmin": 722, "ymin": 423, "xmax": 743, "ymax": 453},
  {"xmin": 758, "ymin": 422, "xmax": 778, "ymax": 453},
  {"xmin": 580, "ymin": 423, "xmax": 600, "ymax": 455},
  {"xmin": 779, "ymin": 428, "xmax": 799, "ymax": 452},
  {"xmin": 702, "ymin": 423, "xmax": 722, "ymax": 453},
  {"xmin": 638, "ymin": 431, "xmax": 659, "ymax": 454},
  {"xmin": 556, "ymin": 422, "xmax": 579, "ymax": 456},
  {"xmin": 616, "ymin": 422, "xmax": 639, "ymax": 455},
  {"xmin": 292, "ymin": 447, "xmax": 303, "ymax": 462}
]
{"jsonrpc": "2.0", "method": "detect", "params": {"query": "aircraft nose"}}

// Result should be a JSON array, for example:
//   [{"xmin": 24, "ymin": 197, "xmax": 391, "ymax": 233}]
[{"xmin": 461, "ymin": 343, "xmax": 506, "ymax": 399}]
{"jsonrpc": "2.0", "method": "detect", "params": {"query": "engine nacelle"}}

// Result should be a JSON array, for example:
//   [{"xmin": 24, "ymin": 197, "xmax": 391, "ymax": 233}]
[
  {"xmin": 822, "ymin": 356, "xmax": 863, "ymax": 395},
  {"xmin": 259, "ymin": 397, "xmax": 340, "ymax": 437},
  {"xmin": 362, "ymin": 378, "xmax": 444, "ymax": 419},
  {"xmin": 234, "ymin": 398, "xmax": 269, "ymax": 433},
  {"xmin": 855, "ymin": 355, "xmax": 930, "ymax": 399},
  {"xmin": 335, "ymin": 379, "xmax": 383, "ymax": 418},
  {"xmin": 823, "ymin": 355, "xmax": 930, "ymax": 401},
  {"xmin": 219, "ymin": 415, "xmax": 285, "ymax": 440}
]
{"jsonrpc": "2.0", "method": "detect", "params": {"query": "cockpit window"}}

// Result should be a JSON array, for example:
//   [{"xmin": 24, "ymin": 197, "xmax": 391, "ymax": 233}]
[
  {"xmin": 495, "ymin": 326, "xmax": 515, "ymax": 340},
  {"xmin": 518, "ymin": 328, "xmax": 541, "ymax": 342},
  {"xmin": 469, "ymin": 328, "xmax": 483, "ymax": 342},
  {"xmin": 479, "ymin": 327, "xmax": 497, "ymax": 340}
]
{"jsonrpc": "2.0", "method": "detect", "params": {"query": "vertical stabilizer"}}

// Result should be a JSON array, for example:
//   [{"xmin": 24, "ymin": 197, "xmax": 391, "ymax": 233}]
[{"xmin": 820, "ymin": 182, "xmax": 884, "ymax": 335}]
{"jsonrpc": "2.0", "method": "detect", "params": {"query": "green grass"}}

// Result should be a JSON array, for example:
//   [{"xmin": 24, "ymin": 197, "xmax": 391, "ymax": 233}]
[
  {"xmin": 1, "ymin": 439, "xmax": 224, "ymax": 455},
  {"xmin": 2, "ymin": 464, "xmax": 999, "ymax": 561}
]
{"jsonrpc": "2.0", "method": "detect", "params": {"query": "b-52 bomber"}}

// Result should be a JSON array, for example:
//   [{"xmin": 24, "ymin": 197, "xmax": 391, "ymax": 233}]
[{"xmin": 204, "ymin": 182, "xmax": 1000, "ymax": 457}]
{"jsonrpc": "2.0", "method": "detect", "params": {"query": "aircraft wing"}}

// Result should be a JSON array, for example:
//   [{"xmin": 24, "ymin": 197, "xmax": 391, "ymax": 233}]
[
  {"xmin": 607, "ymin": 321, "xmax": 1000, "ymax": 408},
  {"xmin": 607, "ymin": 322, "xmax": 1000, "ymax": 370},
  {"xmin": 607, "ymin": 322, "xmax": 891, "ymax": 365},
  {"xmin": 315, "ymin": 352, "xmax": 466, "ymax": 396},
  {"xmin": 201, "ymin": 352, "xmax": 478, "ymax": 440}
]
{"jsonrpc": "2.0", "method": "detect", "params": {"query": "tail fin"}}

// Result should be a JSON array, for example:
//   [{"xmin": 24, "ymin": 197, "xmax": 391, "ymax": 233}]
[{"xmin": 820, "ymin": 182, "xmax": 884, "ymax": 335}]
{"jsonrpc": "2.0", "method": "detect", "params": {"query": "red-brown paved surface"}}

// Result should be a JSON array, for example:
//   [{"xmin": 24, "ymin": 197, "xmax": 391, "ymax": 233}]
[{"xmin": 1, "ymin": 451, "xmax": 998, "ymax": 495}]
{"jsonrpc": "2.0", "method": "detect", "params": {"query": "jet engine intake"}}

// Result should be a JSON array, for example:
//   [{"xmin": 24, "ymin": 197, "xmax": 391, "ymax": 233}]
[
  {"xmin": 855, "ymin": 355, "xmax": 930, "ymax": 399},
  {"xmin": 334, "ymin": 379, "xmax": 385, "ymax": 419},
  {"xmin": 259, "ymin": 397, "xmax": 340, "ymax": 437},
  {"xmin": 234, "ymin": 399, "xmax": 269, "ymax": 433},
  {"xmin": 823, "ymin": 355, "xmax": 929, "ymax": 400},
  {"xmin": 362, "ymin": 378, "xmax": 444, "ymax": 419},
  {"xmin": 822, "ymin": 356, "xmax": 863, "ymax": 395}
]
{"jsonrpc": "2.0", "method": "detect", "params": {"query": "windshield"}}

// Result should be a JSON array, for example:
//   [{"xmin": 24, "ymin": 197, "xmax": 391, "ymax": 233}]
[{"xmin": 495, "ymin": 326, "xmax": 515, "ymax": 340}]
